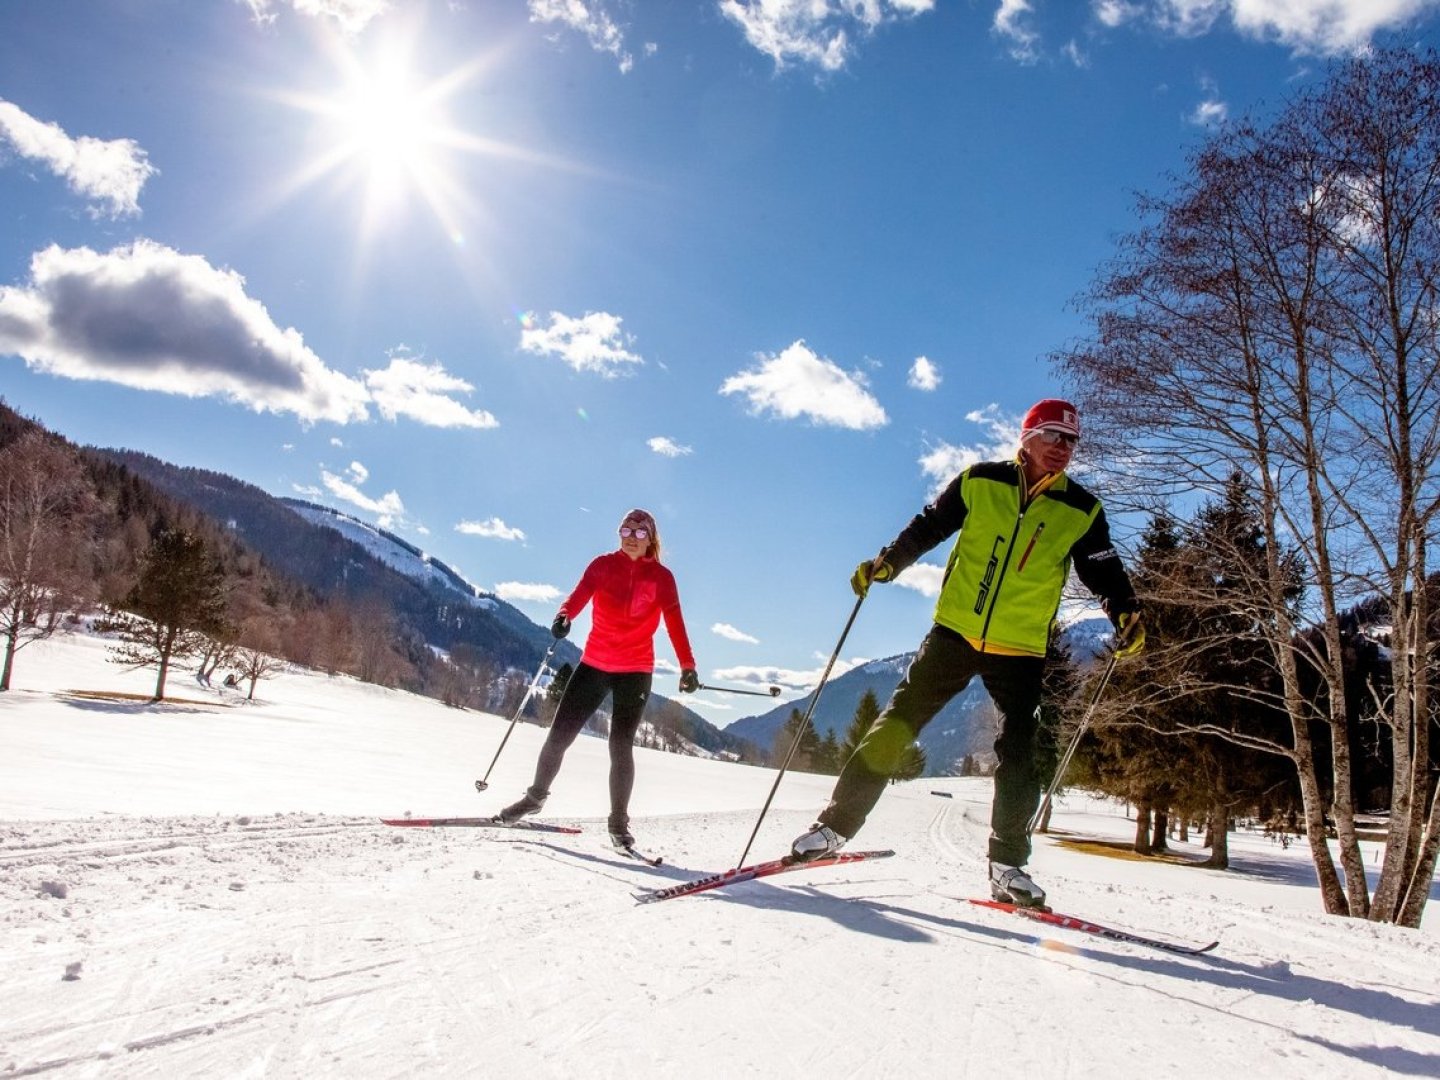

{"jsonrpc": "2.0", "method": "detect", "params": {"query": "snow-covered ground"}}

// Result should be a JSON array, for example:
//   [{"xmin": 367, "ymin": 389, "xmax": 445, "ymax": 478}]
[{"xmin": 2, "ymin": 630, "xmax": 1437, "ymax": 1079}]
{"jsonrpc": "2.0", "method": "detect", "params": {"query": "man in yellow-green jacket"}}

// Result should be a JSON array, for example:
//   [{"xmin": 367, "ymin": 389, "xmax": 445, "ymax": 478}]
[{"xmin": 790, "ymin": 398, "xmax": 1144, "ymax": 908}]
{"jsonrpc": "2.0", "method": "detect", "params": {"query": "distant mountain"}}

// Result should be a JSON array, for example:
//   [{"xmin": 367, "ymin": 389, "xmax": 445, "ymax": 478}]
[
  {"xmin": 92, "ymin": 448, "xmax": 754, "ymax": 760},
  {"xmin": 727, "ymin": 616, "xmax": 1116, "ymax": 777}
]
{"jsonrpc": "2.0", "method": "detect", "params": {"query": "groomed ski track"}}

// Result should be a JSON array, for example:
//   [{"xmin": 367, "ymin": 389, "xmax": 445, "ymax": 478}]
[{"xmin": 5, "ymin": 782, "xmax": 1437, "ymax": 1079}]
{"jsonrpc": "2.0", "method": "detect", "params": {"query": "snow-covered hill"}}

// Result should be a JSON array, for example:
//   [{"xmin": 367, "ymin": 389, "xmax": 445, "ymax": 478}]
[
  {"xmin": 283, "ymin": 498, "xmax": 496, "ymax": 608},
  {"xmin": 1, "ymin": 629, "xmax": 1436, "ymax": 1079}
]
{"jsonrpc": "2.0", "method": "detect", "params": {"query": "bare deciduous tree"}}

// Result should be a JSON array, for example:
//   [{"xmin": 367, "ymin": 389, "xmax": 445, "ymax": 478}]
[
  {"xmin": 1058, "ymin": 49, "xmax": 1440, "ymax": 926},
  {"xmin": 0, "ymin": 432, "xmax": 99, "ymax": 690}
]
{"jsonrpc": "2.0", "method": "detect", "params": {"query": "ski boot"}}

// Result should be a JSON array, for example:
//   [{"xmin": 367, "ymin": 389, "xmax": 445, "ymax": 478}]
[
  {"xmin": 788, "ymin": 822, "xmax": 847, "ymax": 863},
  {"xmin": 989, "ymin": 861, "xmax": 1047, "ymax": 908},
  {"xmin": 494, "ymin": 787, "xmax": 548, "ymax": 825},
  {"xmin": 608, "ymin": 812, "xmax": 635, "ymax": 850}
]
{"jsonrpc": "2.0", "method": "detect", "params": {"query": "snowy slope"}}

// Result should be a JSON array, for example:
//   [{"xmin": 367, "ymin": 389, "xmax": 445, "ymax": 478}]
[
  {"xmin": 283, "ymin": 499, "xmax": 495, "ymax": 607},
  {"xmin": 1, "ymin": 630, "xmax": 1437, "ymax": 1079}
]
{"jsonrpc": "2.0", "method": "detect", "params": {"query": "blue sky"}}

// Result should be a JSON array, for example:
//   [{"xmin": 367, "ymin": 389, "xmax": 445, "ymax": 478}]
[{"xmin": 2, "ymin": 0, "xmax": 1438, "ymax": 728}]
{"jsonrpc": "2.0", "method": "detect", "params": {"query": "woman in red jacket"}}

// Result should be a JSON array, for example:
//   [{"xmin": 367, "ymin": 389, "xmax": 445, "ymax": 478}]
[{"xmin": 494, "ymin": 508, "xmax": 698, "ymax": 848}]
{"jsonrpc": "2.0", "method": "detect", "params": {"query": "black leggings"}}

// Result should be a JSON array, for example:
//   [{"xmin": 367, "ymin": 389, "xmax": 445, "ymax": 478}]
[{"xmin": 529, "ymin": 662, "xmax": 652, "ymax": 819}]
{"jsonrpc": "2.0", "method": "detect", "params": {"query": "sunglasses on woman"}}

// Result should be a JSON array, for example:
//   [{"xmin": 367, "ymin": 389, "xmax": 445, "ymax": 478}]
[{"xmin": 619, "ymin": 526, "xmax": 650, "ymax": 539}]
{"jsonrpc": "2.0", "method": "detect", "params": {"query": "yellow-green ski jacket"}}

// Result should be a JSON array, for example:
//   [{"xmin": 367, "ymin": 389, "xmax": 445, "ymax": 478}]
[{"xmin": 879, "ymin": 460, "xmax": 1137, "ymax": 657}]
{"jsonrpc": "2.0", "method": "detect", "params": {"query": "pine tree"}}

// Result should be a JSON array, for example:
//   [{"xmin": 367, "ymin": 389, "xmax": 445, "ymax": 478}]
[
  {"xmin": 775, "ymin": 707, "xmax": 821, "ymax": 771},
  {"xmin": 840, "ymin": 688, "xmax": 882, "ymax": 761},
  {"xmin": 107, "ymin": 528, "xmax": 229, "ymax": 701},
  {"xmin": 892, "ymin": 741, "xmax": 927, "ymax": 782}
]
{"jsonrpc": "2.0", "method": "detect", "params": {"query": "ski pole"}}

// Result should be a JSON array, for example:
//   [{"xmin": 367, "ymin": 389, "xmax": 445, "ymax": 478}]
[
  {"xmin": 1028, "ymin": 649, "xmax": 1118, "ymax": 835},
  {"xmin": 697, "ymin": 682, "xmax": 782, "ymax": 698},
  {"xmin": 734, "ymin": 593, "xmax": 865, "ymax": 869},
  {"xmin": 474, "ymin": 643, "xmax": 557, "ymax": 793}
]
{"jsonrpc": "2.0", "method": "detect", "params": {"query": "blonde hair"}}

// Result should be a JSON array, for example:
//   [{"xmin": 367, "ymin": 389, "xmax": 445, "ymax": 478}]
[{"xmin": 621, "ymin": 508, "xmax": 661, "ymax": 562}]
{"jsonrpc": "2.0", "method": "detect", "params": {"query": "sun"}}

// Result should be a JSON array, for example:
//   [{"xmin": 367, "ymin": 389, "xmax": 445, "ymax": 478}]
[
  {"xmin": 259, "ymin": 25, "xmax": 600, "ymax": 272},
  {"xmin": 327, "ymin": 56, "xmax": 447, "ymax": 207},
  {"xmin": 265, "ymin": 31, "xmax": 491, "ymax": 243}
]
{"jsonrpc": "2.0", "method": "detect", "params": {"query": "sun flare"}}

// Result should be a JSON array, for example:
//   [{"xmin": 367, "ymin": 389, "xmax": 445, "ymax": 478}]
[
  {"xmin": 261, "ymin": 26, "xmax": 596, "ymax": 274},
  {"xmin": 268, "ymin": 32, "xmax": 487, "ymax": 242},
  {"xmin": 329, "ymin": 59, "xmax": 445, "ymax": 203}
]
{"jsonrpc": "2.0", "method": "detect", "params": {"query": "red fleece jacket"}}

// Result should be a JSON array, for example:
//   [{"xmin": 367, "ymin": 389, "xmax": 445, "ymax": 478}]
[{"xmin": 559, "ymin": 551, "xmax": 696, "ymax": 674}]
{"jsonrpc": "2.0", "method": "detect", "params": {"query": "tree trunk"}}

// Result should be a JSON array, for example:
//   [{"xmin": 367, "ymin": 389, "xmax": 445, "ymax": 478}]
[
  {"xmin": 153, "ymin": 627, "xmax": 176, "ymax": 702},
  {"xmin": 1133, "ymin": 803, "xmax": 1152, "ymax": 854},
  {"xmin": 1398, "ymin": 785, "xmax": 1439, "ymax": 928},
  {"xmin": 1152, "ymin": 810, "xmax": 1170, "ymax": 852},
  {"xmin": 1205, "ymin": 804, "xmax": 1230, "ymax": 869},
  {"xmin": 1, "ymin": 616, "xmax": 17, "ymax": 691}
]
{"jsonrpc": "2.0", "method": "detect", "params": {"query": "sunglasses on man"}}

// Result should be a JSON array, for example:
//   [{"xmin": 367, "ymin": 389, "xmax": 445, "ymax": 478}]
[
  {"xmin": 619, "ymin": 526, "xmax": 650, "ymax": 539},
  {"xmin": 1035, "ymin": 430, "xmax": 1078, "ymax": 447}
]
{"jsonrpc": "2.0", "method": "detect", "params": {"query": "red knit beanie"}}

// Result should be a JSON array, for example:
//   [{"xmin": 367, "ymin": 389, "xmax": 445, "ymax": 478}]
[{"xmin": 1021, "ymin": 398, "xmax": 1080, "ymax": 439}]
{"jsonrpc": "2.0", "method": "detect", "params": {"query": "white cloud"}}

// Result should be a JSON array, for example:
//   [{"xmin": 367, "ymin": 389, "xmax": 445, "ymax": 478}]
[
  {"xmin": 456, "ymin": 517, "xmax": 527, "ymax": 542},
  {"xmin": 1124, "ymin": 1, "xmax": 1436, "ymax": 54},
  {"xmin": 1189, "ymin": 97, "xmax": 1229, "ymax": 125},
  {"xmin": 1186, "ymin": 74, "xmax": 1230, "ymax": 125},
  {"xmin": 320, "ymin": 469, "xmax": 405, "ymax": 527},
  {"xmin": 0, "ymin": 241, "xmax": 371, "ymax": 424},
  {"xmin": 918, "ymin": 404, "xmax": 1020, "ymax": 497},
  {"xmin": 1094, "ymin": 0, "xmax": 1145, "ymax": 26},
  {"xmin": 647, "ymin": 436, "xmax": 692, "ymax": 457},
  {"xmin": 495, "ymin": 581, "xmax": 562, "ymax": 604},
  {"xmin": 241, "ymin": 0, "xmax": 389, "ymax": 33},
  {"xmin": 0, "ymin": 99, "xmax": 156, "ymax": 217},
  {"xmin": 529, "ymin": 0, "xmax": 634, "ymax": 73},
  {"xmin": 1151, "ymin": 0, "xmax": 1226, "ymax": 36},
  {"xmin": 717, "ymin": 0, "xmax": 935, "ymax": 72},
  {"xmin": 995, "ymin": 0, "xmax": 1041, "ymax": 62},
  {"xmin": 714, "ymin": 655, "xmax": 866, "ymax": 691},
  {"xmin": 720, "ymin": 340, "xmax": 888, "ymax": 431},
  {"xmin": 908, "ymin": 355, "xmax": 941, "ymax": 392},
  {"xmin": 1229, "ymin": 0, "xmax": 1438, "ymax": 54},
  {"xmin": 893, "ymin": 561, "xmax": 945, "ymax": 598},
  {"xmin": 712, "ymin": 622, "xmax": 760, "ymax": 644},
  {"xmin": 364, "ymin": 350, "xmax": 499, "ymax": 429},
  {"xmin": 346, "ymin": 460, "xmax": 368, "ymax": 484},
  {"xmin": 519, "ymin": 310, "xmax": 643, "ymax": 377}
]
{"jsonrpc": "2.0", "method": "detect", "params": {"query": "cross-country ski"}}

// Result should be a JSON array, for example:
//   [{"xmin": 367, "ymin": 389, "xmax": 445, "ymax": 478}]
[
  {"xmin": 634, "ymin": 849, "xmax": 895, "ymax": 903},
  {"xmin": 966, "ymin": 898, "xmax": 1220, "ymax": 956},
  {"xmin": 381, "ymin": 816, "xmax": 582, "ymax": 834}
]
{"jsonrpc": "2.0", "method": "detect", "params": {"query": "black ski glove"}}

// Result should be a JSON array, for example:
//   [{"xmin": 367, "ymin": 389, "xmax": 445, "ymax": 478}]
[
  {"xmin": 551, "ymin": 613, "xmax": 571, "ymax": 639},
  {"xmin": 679, "ymin": 668, "xmax": 699, "ymax": 694}
]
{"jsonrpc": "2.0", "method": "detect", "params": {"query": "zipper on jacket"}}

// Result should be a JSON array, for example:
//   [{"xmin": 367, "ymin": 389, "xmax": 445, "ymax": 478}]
[
  {"xmin": 972, "ymin": 464, "xmax": 1061, "ymax": 650},
  {"xmin": 977, "ymin": 509, "xmax": 1026, "ymax": 646},
  {"xmin": 1015, "ymin": 521, "xmax": 1046, "ymax": 573}
]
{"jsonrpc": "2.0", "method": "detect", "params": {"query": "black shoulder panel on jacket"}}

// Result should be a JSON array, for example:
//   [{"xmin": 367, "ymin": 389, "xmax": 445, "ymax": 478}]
[
  {"xmin": 1043, "ymin": 477, "xmax": 1100, "ymax": 515},
  {"xmin": 970, "ymin": 460, "xmax": 1020, "ymax": 486}
]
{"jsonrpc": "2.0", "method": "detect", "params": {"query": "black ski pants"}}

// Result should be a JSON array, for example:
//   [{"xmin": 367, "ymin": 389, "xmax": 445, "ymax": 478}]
[
  {"xmin": 529, "ymin": 662, "xmax": 652, "ymax": 824},
  {"xmin": 818, "ymin": 624, "xmax": 1046, "ymax": 868}
]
